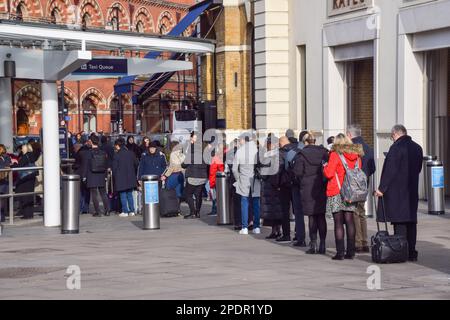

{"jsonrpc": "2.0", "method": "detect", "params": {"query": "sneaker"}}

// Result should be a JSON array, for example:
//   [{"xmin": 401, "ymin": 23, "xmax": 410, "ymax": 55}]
[
  {"xmin": 239, "ymin": 228, "xmax": 248, "ymax": 235},
  {"xmin": 118, "ymin": 213, "xmax": 128, "ymax": 217},
  {"xmin": 129, "ymin": 212, "xmax": 136, "ymax": 217},
  {"xmin": 252, "ymin": 228, "xmax": 261, "ymax": 234}
]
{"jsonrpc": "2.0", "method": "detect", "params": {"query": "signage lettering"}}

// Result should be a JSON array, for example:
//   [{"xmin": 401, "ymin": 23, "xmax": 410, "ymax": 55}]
[
  {"xmin": 73, "ymin": 58, "xmax": 128, "ymax": 76},
  {"xmin": 328, "ymin": 0, "xmax": 372, "ymax": 16}
]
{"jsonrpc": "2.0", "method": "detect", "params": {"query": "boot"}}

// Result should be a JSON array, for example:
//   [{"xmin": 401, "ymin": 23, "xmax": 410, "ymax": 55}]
[
  {"xmin": 332, "ymin": 239, "xmax": 345, "ymax": 260},
  {"xmin": 318, "ymin": 240, "xmax": 326, "ymax": 254},
  {"xmin": 184, "ymin": 212, "xmax": 196, "ymax": 219},
  {"xmin": 305, "ymin": 240, "xmax": 318, "ymax": 254},
  {"xmin": 345, "ymin": 238, "xmax": 356, "ymax": 260}
]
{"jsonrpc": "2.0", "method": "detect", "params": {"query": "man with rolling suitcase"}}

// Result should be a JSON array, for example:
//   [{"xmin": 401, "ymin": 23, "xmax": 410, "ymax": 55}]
[{"xmin": 375, "ymin": 125, "xmax": 423, "ymax": 262}]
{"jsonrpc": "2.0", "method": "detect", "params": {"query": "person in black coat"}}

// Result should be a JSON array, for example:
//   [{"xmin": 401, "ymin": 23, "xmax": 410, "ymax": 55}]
[
  {"xmin": 0, "ymin": 144, "xmax": 11, "ymax": 222},
  {"xmin": 375, "ymin": 125, "xmax": 423, "ymax": 262},
  {"xmin": 74, "ymin": 139, "xmax": 92, "ymax": 214},
  {"xmin": 182, "ymin": 132, "xmax": 209, "ymax": 219},
  {"xmin": 138, "ymin": 141, "xmax": 167, "ymax": 179},
  {"xmin": 292, "ymin": 132, "xmax": 329, "ymax": 254},
  {"xmin": 126, "ymin": 135, "xmax": 142, "ymax": 160},
  {"xmin": 347, "ymin": 125, "xmax": 376, "ymax": 253},
  {"xmin": 13, "ymin": 143, "xmax": 38, "ymax": 219},
  {"xmin": 260, "ymin": 136, "xmax": 283, "ymax": 239},
  {"xmin": 113, "ymin": 138, "xmax": 139, "ymax": 217},
  {"xmin": 84, "ymin": 135, "xmax": 110, "ymax": 217},
  {"xmin": 100, "ymin": 135, "xmax": 115, "ymax": 169}
]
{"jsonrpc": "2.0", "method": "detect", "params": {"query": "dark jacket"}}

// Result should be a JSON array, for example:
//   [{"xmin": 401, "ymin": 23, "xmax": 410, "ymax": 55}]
[
  {"xmin": 0, "ymin": 154, "xmax": 12, "ymax": 192},
  {"xmin": 260, "ymin": 149, "xmax": 283, "ymax": 221},
  {"xmin": 138, "ymin": 151, "xmax": 167, "ymax": 179},
  {"xmin": 85, "ymin": 147, "xmax": 108, "ymax": 189},
  {"xmin": 377, "ymin": 135, "xmax": 423, "ymax": 223},
  {"xmin": 74, "ymin": 144, "xmax": 91, "ymax": 177},
  {"xmin": 182, "ymin": 143, "xmax": 208, "ymax": 180},
  {"xmin": 100, "ymin": 142, "xmax": 115, "ymax": 169},
  {"xmin": 127, "ymin": 142, "xmax": 142, "ymax": 160},
  {"xmin": 279, "ymin": 142, "xmax": 301, "ymax": 187},
  {"xmin": 13, "ymin": 152, "xmax": 38, "ymax": 185},
  {"xmin": 352, "ymin": 136, "xmax": 376, "ymax": 178},
  {"xmin": 292, "ymin": 145, "xmax": 328, "ymax": 216},
  {"xmin": 112, "ymin": 148, "xmax": 139, "ymax": 192}
]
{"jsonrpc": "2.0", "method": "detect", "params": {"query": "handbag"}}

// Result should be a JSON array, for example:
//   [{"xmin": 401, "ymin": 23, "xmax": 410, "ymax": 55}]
[{"xmin": 371, "ymin": 198, "xmax": 409, "ymax": 264}]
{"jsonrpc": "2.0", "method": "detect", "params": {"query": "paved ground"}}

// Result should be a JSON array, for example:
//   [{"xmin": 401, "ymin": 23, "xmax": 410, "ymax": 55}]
[{"xmin": 0, "ymin": 200, "xmax": 449, "ymax": 300}]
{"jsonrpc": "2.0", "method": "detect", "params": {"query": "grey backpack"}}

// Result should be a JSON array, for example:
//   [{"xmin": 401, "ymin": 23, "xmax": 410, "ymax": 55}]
[{"xmin": 337, "ymin": 154, "xmax": 368, "ymax": 203}]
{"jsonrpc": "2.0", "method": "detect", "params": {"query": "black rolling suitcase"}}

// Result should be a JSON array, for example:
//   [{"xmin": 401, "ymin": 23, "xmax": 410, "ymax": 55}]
[
  {"xmin": 371, "ymin": 198, "xmax": 409, "ymax": 264},
  {"xmin": 159, "ymin": 183, "xmax": 180, "ymax": 218}
]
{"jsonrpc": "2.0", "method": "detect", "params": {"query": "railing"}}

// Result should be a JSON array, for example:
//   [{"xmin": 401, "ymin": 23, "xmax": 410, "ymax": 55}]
[
  {"xmin": 0, "ymin": 166, "xmax": 44, "ymax": 225},
  {"xmin": 0, "ymin": 159, "xmax": 76, "ymax": 225}
]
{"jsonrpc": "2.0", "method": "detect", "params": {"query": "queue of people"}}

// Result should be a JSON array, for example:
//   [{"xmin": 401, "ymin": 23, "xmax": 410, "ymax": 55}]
[{"xmin": 1, "ymin": 123, "xmax": 424, "ymax": 263}]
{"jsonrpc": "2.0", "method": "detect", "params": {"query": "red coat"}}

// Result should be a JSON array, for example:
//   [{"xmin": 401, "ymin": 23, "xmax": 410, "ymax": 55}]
[
  {"xmin": 209, "ymin": 155, "xmax": 225, "ymax": 189},
  {"xmin": 323, "ymin": 144, "xmax": 363, "ymax": 197}
]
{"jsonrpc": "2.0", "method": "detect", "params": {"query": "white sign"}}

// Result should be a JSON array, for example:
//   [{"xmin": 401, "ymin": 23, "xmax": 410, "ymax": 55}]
[{"xmin": 328, "ymin": 0, "xmax": 373, "ymax": 17}]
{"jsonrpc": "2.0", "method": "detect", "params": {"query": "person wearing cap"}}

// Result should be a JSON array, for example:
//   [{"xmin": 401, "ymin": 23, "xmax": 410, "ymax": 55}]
[
  {"xmin": 232, "ymin": 131, "xmax": 261, "ymax": 235},
  {"xmin": 138, "ymin": 141, "xmax": 167, "ymax": 180}
]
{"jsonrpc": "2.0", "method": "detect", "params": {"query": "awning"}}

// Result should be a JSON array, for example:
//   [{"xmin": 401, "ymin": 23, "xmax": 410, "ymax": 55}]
[{"xmin": 114, "ymin": 0, "xmax": 215, "ymax": 96}]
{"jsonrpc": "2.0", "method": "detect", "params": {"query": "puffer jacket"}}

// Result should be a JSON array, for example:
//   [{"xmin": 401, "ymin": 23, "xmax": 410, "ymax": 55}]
[{"xmin": 323, "ymin": 143, "xmax": 364, "ymax": 197}]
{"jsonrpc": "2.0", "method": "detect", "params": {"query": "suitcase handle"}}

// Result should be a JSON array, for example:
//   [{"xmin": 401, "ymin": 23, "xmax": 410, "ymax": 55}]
[{"xmin": 375, "ymin": 197, "xmax": 389, "ymax": 233}]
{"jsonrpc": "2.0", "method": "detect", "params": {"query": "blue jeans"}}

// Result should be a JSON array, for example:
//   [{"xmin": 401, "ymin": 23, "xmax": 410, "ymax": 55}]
[
  {"xmin": 292, "ymin": 185, "xmax": 305, "ymax": 242},
  {"xmin": 166, "ymin": 172, "xmax": 184, "ymax": 199},
  {"xmin": 119, "ymin": 190, "xmax": 135, "ymax": 213},
  {"xmin": 241, "ymin": 196, "xmax": 260, "ymax": 229}
]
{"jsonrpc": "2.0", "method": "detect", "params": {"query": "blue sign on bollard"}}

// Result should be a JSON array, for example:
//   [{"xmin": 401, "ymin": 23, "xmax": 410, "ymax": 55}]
[
  {"xmin": 431, "ymin": 167, "xmax": 445, "ymax": 189},
  {"xmin": 144, "ymin": 181, "xmax": 159, "ymax": 204}
]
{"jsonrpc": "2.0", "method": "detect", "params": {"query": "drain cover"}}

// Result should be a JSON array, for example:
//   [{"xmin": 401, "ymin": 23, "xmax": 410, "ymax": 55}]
[{"xmin": 0, "ymin": 267, "xmax": 63, "ymax": 279}]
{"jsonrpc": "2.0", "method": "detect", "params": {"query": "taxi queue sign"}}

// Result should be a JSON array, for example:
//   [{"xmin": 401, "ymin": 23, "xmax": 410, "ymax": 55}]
[{"xmin": 142, "ymin": 175, "xmax": 160, "ymax": 230}]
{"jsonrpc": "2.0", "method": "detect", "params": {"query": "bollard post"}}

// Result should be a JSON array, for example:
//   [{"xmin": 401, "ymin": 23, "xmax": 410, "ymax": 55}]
[
  {"xmin": 364, "ymin": 175, "xmax": 375, "ymax": 218},
  {"xmin": 61, "ymin": 174, "xmax": 80, "ymax": 234},
  {"xmin": 427, "ymin": 160, "xmax": 445, "ymax": 215},
  {"xmin": 142, "ymin": 175, "xmax": 160, "ymax": 230},
  {"xmin": 216, "ymin": 172, "xmax": 232, "ymax": 225},
  {"xmin": 423, "ymin": 155, "xmax": 437, "ymax": 201}
]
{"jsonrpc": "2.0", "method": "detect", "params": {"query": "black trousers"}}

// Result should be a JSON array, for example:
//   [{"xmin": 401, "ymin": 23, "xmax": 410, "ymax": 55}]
[
  {"xmin": 16, "ymin": 178, "xmax": 36, "ymax": 219},
  {"xmin": 393, "ymin": 222, "xmax": 417, "ymax": 257},
  {"xmin": 90, "ymin": 187, "xmax": 109, "ymax": 215},
  {"xmin": 280, "ymin": 187, "xmax": 291, "ymax": 238},
  {"xmin": 185, "ymin": 183, "xmax": 205, "ymax": 215}
]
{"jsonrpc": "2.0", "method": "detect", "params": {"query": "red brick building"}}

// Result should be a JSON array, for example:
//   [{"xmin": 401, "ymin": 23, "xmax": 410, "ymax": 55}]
[{"xmin": 0, "ymin": 0, "xmax": 198, "ymax": 135}]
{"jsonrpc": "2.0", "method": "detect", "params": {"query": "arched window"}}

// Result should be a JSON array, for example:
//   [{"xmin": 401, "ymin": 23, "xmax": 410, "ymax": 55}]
[
  {"xmin": 110, "ymin": 16, "xmax": 118, "ymax": 30},
  {"xmin": 82, "ymin": 13, "xmax": 91, "ymax": 29},
  {"xmin": 50, "ymin": 8, "xmax": 60, "ymax": 24},
  {"xmin": 16, "ymin": 3, "xmax": 26, "ymax": 21},
  {"xmin": 159, "ymin": 24, "xmax": 167, "ymax": 35},
  {"xmin": 136, "ymin": 21, "xmax": 144, "ymax": 33}
]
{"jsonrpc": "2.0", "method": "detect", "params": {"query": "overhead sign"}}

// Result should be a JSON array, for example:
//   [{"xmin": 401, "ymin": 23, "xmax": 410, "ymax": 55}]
[
  {"xmin": 72, "ymin": 58, "xmax": 128, "ymax": 76},
  {"xmin": 328, "ymin": 0, "xmax": 373, "ymax": 16}
]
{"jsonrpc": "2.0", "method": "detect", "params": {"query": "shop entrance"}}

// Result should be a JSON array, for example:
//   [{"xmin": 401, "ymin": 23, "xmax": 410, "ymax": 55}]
[
  {"xmin": 424, "ymin": 49, "xmax": 450, "ymax": 197},
  {"xmin": 344, "ymin": 59, "xmax": 375, "ymax": 147}
]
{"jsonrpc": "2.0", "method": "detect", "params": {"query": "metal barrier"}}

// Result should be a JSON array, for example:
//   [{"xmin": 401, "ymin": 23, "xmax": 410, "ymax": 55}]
[
  {"xmin": 0, "ymin": 166, "xmax": 44, "ymax": 225},
  {"xmin": 0, "ymin": 159, "xmax": 76, "ymax": 225}
]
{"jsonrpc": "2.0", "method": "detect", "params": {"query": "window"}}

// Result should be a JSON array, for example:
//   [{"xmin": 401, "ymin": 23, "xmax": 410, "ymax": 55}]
[
  {"xmin": 50, "ymin": 8, "xmax": 60, "ymax": 24},
  {"xmin": 136, "ymin": 21, "xmax": 144, "ymax": 33},
  {"xmin": 16, "ymin": 3, "xmax": 25, "ymax": 21},
  {"xmin": 82, "ymin": 13, "xmax": 91, "ymax": 29},
  {"xmin": 159, "ymin": 24, "xmax": 167, "ymax": 35},
  {"xmin": 111, "ymin": 17, "xmax": 119, "ymax": 30}
]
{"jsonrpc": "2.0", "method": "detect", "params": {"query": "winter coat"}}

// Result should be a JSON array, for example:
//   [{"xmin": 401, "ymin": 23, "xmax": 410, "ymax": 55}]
[
  {"xmin": 323, "ymin": 143, "xmax": 364, "ymax": 197},
  {"xmin": 74, "ymin": 145, "xmax": 91, "ymax": 177},
  {"xmin": 85, "ymin": 148, "xmax": 108, "ymax": 189},
  {"xmin": 112, "ymin": 148, "xmax": 139, "ymax": 192},
  {"xmin": 126, "ymin": 142, "xmax": 142, "ymax": 160},
  {"xmin": 232, "ymin": 140, "xmax": 261, "ymax": 198},
  {"xmin": 279, "ymin": 142, "xmax": 302, "ymax": 187},
  {"xmin": 260, "ymin": 148, "xmax": 283, "ymax": 221},
  {"xmin": 164, "ymin": 149, "xmax": 185, "ymax": 177},
  {"xmin": 0, "ymin": 154, "xmax": 11, "ymax": 194},
  {"xmin": 209, "ymin": 155, "xmax": 225, "ymax": 189},
  {"xmin": 138, "ymin": 151, "xmax": 167, "ymax": 179},
  {"xmin": 13, "ymin": 152, "xmax": 38, "ymax": 186},
  {"xmin": 352, "ymin": 136, "xmax": 376, "ymax": 179},
  {"xmin": 377, "ymin": 135, "xmax": 423, "ymax": 223},
  {"xmin": 293, "ymin": 145, "xmax": 329, "ymax": 216},
  {"xmin": 100, "ymin": 142, "xmax": 115, "ymax": 169},
  {"xmin": 182, "ymin": 143, "xmax": 209, "ymax": 180}
]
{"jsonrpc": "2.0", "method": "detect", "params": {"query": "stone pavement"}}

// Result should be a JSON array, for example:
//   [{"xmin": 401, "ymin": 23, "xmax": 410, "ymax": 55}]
[{"xmin": 0, "ymin": 201, "xmax": 449, "ymax": 300}]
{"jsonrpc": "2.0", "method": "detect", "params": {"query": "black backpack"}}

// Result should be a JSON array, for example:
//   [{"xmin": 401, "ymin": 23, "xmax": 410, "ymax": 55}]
[{"xmin": 91, "ymin": 149, "xmax": 107, "ymax": 173}]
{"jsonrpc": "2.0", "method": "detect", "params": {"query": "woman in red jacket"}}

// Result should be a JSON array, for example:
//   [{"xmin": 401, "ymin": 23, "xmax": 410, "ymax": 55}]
[
  {"xmin": 208, "ymin": 143, "xmax": 225, "ymax": 216},
  {"xmin": 323, "ymin": 133, "xmax": 364, "ymax": 260}
]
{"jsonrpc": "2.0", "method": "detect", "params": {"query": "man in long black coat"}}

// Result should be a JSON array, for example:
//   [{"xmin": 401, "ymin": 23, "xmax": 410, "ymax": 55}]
[
  {"xmin": 375, "ymin": 125, "xmax": 423, "ymax": 261},
  {"xmin": 74, "ymin": 139, "xmax": 92, "ymax": 214}
]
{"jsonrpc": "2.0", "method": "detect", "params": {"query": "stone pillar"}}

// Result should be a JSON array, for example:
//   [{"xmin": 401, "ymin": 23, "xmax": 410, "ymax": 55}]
[{"xmin": 0, "ymin": 78, "xmax": 13, "ymax": 152}]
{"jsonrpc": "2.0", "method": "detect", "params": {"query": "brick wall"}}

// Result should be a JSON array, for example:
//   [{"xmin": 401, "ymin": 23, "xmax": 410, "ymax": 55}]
[{"xmin": 351, "ymin": 59, "xmax": 374, "ymax": 147}]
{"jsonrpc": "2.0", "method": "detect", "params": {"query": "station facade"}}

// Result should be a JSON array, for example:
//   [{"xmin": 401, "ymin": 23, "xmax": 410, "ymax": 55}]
[
  {"xmin": 254, "ymin": 0, "xmax": 450, "ymax": 196},
  {"xmin": 0, "ymin": 0, "xmax": 197, "ymax": 135}
]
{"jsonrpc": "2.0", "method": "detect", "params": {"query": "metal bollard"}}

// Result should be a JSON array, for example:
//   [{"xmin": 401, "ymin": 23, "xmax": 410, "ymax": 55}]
[
  {"xmin": 423, "ymin": 155, "xmax": 437, "ymax": 201},
  {"xmin": 61, "ymin": 174, "xmax": 80, "ymax": 234},
  {"xmin": 216, "ymin": 172, "xmax": 232, "ymax": 225},
  {"xmin": 365, "ymin": 175, "xmax": 375, "ymax": 218},
  {"xmin": 142, "ymin": 175, "xmax": 160, "ymax": 230},
  {"xmin": 427, "ymin": 160, "xmax": 445, "ymax": 215}
]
